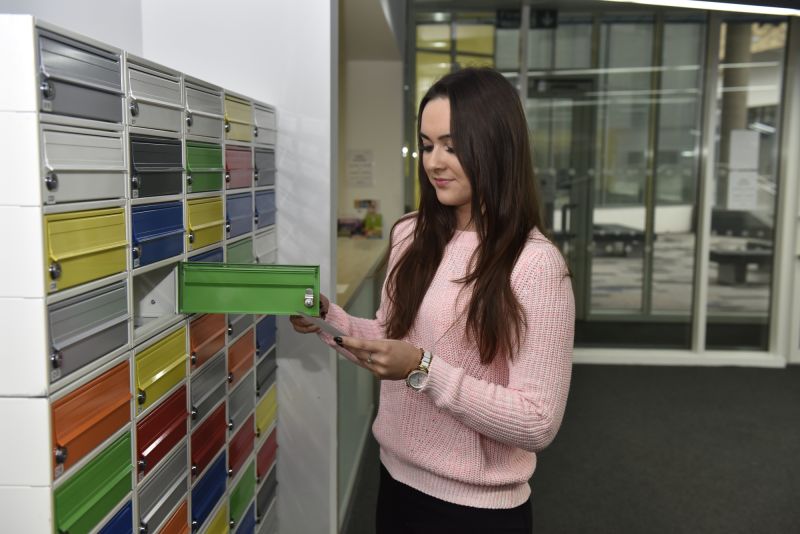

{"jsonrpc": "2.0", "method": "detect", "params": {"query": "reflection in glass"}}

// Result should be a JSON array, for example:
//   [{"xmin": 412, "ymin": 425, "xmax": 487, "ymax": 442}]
[{"xmin": 706, "ymin": 18, "xmax": 787, "ymax": 350}]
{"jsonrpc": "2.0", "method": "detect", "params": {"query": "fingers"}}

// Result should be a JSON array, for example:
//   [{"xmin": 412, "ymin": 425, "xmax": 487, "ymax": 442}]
[{"xmin": 289, "ymin": 315, "xmax": 320, "ymax": 334}]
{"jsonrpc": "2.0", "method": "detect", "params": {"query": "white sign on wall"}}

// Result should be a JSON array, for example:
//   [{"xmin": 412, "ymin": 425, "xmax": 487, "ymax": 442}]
[
  {"xmin": 346, "ymin": 149, "xmax": 374, "ymax": 187},
  {"xmin": 726, "ymin": 129, "xmax": 759, "ymax": 211}
]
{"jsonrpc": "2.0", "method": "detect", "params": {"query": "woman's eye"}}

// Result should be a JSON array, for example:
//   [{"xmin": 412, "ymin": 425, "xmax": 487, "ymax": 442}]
[
  {"xmin": 445, "ymin": 146, "xmax": 455, "ymax": 154},
  {"xmin": 421, "ymin": 145, "xmax": 433, "ymax": 152}
]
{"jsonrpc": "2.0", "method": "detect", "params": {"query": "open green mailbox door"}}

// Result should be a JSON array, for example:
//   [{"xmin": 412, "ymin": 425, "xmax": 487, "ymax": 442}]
[{"xmin": 179, "ymin": 262, "xmax": 320, "ymax": 316}]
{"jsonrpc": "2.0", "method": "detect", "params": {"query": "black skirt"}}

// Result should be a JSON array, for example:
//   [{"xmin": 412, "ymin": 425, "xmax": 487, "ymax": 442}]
[{"xmin": 376, "ymin": 463, "xmax": 533, "ymax": 534}]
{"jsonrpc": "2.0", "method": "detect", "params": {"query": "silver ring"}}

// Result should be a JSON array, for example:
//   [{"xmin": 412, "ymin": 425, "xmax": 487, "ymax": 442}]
[{"xmin": 367, "ymin": 353, "xmax": 373, "ymax": 364}]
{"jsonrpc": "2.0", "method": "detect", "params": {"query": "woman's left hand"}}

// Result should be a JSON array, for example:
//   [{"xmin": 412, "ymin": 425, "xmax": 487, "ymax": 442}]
[{"xmin": 334, "ymin": 336, "xmax": 422, "ymax": 381}]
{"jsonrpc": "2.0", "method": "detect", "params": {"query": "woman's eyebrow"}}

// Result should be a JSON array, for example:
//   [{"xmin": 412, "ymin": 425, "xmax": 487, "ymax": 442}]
[{"xmin": 419, "ymin": 132, "xmax": 452, "ymax": 141}]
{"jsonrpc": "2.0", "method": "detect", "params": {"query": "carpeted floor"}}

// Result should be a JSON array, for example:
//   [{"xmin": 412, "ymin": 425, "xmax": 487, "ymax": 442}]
[{"xmin": 341, "ymin": 364, "xmax": 800, "ymax": 534}]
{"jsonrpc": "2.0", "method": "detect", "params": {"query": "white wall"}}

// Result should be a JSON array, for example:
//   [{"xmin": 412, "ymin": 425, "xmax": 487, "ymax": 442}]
[
  {"xmin": 0, "ymin": 0, "xmax": 143, "ymax": 54},
  {"xmin": 141, "ymin": 1, "xmax": 338, "ymax": 532},
  {"xmin": 339, "ymin": 60, "xmax": 404, "ymax": 236}
]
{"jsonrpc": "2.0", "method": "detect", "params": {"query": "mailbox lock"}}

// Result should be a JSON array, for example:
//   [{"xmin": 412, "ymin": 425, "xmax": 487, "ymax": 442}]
[
  {"xmin": 129, "ymin": 99, "xmax": 140, "ymax": 117},
  {"xmin": 188, "ymin": 232, "xmax": 195, "ymax": 244},
  {"xmin": 227, "ymin": 467, "xmax": 234, "ymax": 478},
  {"xmin": 139, "ymin": 521, "xmax": 148, "ymax": 534},
  {"xmin": 224, "ymin": 120, "xmax": 231, "ymax": 133},
  {"xmin": 227, "ymin": 324, "xmax": 233, "ymax": 335},
  {"xmin": 254, "ymin": 213, "xmax": 260, "ymax": 225},
  {"xmin": 227, "ymin": 418, "xmax": 234, "ymax": 430},
  {"xmin": 40, "ymin": 78, "xmax": 55, "ymax": 100},
  {"xmin": 227, "ymin": 373, "xmax": 234, "ymax": 384},
  {"xmin": 44, "ymin": 172, "xmax": 59, "ymax": 191},
  {"xmin": 254, "ymin": 169, "xmax": 259, "ymax": 182},
  {"xmin": 190, "ymin": 352, "xmax": 197, "ymax": 364},
  {"xmin": 49, "ymin": 261, "xmax": 62, "ymax": 281},
  {"xmin": 191, "ymin": 464, "xmax": 197, "ymax": 475},
  {"xmin": 137, "ymin": 390, "xmax": 146, "ymax": 405},
  {"xmin": 50, "ymin": 349, "xmax": 63, "ymax": 369},
  {"xmin": 132, "ymin": 245, "xmax": 141, "ymax": 260},
  {"xmin": 254, "ymin": 125, "xmax": 259, "ymax": 138},
  {"xmin": 304, "ymin": 288, "xmax": 315, "ymax": 308},
  {"xmin": 191, "ymin": 520, "xmax": 198, "ymax": 533},
  {"xmin": 131, "ymin": 175, "xmax": 140, "ymax": 190},
  {"xmin": 225, "ymin": 172, "xmax": 231, "ymax": 183},
  {"xmin": 54, "ymin": 446, "xmax": 68, "ymax": 465},
  {"xmin": 186, "ymin": 112, "xmax": 194, "ymax": 127},
  {"xmin": 256, "ymin": 514, "xmax": 261, "ymax": 525},
  {"xmin": 225, "ymin": 222, "xmax": 231, "ymax": 234},
  {"xmin": 229, "ymin": 519, "xmax": 236, "ymax": 528},
  {"xmin": 256, "ymin": 429, "xmax": 261, "ymax": 438},
  {"xmin": 190, "ymin": 406, "xmax": 198, "ymax": 419},
  {"xmin": 186, "ymin": 174, "xmax": 193, "ymax": 186},
  {"xmin": 137, "ymin": 458, "xmax": 147, "ymax": 472}
]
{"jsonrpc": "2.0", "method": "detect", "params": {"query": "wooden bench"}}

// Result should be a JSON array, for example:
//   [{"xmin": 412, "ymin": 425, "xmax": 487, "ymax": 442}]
[{"xmin": 709, "ymin": 248, "xmax": 772, "ymax": 285}]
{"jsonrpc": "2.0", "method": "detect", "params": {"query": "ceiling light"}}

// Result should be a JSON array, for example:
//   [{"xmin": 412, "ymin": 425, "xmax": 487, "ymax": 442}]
[{"xmin": 600, "ymin": 0, "xmax": 800, "ymax": 17}]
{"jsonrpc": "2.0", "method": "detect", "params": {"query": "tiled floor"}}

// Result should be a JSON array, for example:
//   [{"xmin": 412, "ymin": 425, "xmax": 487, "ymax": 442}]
[{"xmin": 588, "ymin": 233, "xmax": 771, "ymax": 316}]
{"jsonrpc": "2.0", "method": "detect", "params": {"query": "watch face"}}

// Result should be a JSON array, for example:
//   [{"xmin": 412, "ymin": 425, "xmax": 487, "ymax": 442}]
[{"xmin": 408, "ymin": 370, "xmax": 427, "ymax": 390}]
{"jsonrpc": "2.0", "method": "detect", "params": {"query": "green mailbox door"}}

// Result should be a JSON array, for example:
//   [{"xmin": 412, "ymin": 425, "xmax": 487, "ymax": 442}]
[
  {"xmin": 179, "ymin": 262, "xmax": 320, "ymax": 316},
  {"xmin": 186, "ymin": 142, "xmax": 223, "ymax": 193},
  {"xmin": 54, "ymin": 432, "xmax": 132, "ymax": 534},
  {"xmin": 227, "ymin": 238, "xmax": 254, "ymax": 264},
  {"xmin": 230, "ymin": 461, "xmax": 256, "ymax": 527}
]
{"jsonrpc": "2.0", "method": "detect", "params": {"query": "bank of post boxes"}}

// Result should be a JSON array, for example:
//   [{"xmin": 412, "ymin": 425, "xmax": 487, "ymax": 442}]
[{"xmin": 2, "ymin": 18, "xmax": 285, "ymax": 534}]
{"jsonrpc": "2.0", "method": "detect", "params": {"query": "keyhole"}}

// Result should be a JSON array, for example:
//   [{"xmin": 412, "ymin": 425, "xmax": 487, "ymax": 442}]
[{"xmin": 150, "ymin": 299, "xmax": 156, "ymax": 305}]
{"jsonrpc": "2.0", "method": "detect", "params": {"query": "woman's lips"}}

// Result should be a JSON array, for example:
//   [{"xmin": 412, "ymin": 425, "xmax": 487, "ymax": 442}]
[{"xmin": 433, "ymin": 178, "xmax": 452, "ymax": 187}]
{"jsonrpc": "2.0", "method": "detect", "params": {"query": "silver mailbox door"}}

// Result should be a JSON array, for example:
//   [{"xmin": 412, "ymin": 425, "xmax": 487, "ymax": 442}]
[
  {"xmin": 138, "ymin": 442, "xmax": 188, "ymax": 532},
  {"xmin": 255, "ymin": 228, "xmax": 277, "ymax": 265},
  {"xmin": 48, "ymin": 281, "xmax": 129, "ymax": 383},
  {"xmin": 191, "ymin": 351, "xmax": 227, "ymax": 407},
  {"xmin": 228, "ymin": 314, "xmax": 253, "ymax": 340},
  {"xmin": 192, "ymin": 382, "xmax": 225, "ymax": 428},
  {"xmin": 229, "ymin": 371, "xmax": 255, "ymax": 431},
  {"xmin": 41, "ymin": 125, "xmax": 126, "ymax": 204},
  {"xmin": 128, "ymin": 64, "xmax": 182, "ymax": 132}
]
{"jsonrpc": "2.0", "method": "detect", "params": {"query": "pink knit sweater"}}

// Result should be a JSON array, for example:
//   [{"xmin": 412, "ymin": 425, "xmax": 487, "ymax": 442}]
[{"xmin": 322, "ymin": 218, "xmax": 574, "ymax": 509}]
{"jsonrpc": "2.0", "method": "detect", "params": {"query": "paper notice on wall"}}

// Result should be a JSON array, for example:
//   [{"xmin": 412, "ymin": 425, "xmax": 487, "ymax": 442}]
[
  {"xmin": 346, "ymin": 149, "xmax": 374, "ymax": 187},
  {"xmin": 727, "ymin": 169, "xmax": 758, "ymax": 211},
  {"xmin": 729, "ymin": 129, "xmax": 759, "ymax": 171}
]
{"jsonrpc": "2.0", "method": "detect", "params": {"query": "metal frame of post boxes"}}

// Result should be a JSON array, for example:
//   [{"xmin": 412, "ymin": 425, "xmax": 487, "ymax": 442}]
[{"xmin": 0, "ymin": 16, "xmax": 280, "ymax": 534}]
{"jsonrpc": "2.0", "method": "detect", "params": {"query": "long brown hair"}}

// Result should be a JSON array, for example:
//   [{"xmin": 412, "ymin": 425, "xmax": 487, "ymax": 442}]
[{"xmin": 384, "ymin": 67, "xmax": 548, "ymax": 364}]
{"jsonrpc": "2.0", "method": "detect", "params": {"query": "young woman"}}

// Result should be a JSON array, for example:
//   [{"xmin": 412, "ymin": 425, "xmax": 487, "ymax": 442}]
[{"xmin": 290, "ymin": 67, "xmax": 574, "ymax": 533}]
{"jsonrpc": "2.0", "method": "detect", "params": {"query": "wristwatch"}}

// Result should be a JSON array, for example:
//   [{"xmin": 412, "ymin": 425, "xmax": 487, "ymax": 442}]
[{"xmin": 406, "ymin": 350, "xmax": 433, "ymax": 391}]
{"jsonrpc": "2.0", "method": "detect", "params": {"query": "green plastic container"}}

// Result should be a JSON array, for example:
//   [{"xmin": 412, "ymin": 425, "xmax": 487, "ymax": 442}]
[
  {"xmin": 186, "ymin": 142, "xmax": 223, "ymax": 193},
  {"xmin": 54, "ymin": 432, "xmax": 132, "ymax": 534},
  {"xmin": 230, "ymin": 461, "xmax": 256, "ymax": 526},
  {"xmin": 179, "ymin": 262, "xmax": 320, "ymax": 316},
  {"xmin": 227, "ymin": 238, "xmax": 254, "ymax": 264}
]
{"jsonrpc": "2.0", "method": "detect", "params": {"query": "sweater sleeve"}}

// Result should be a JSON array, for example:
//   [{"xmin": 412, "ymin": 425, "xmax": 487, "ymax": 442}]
[
  {"xmin": 316, "ymin": 216, "xmax": 416, "ymax": 367},
  {"xmin": 422, "ymin": 245, "xmax": 574, "ymax": 453}
]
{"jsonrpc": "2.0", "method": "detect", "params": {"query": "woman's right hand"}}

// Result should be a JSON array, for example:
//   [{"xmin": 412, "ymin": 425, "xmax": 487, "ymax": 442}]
[{"xmin": 289, "ymin": 293, "xmax": 330, "ymax": 334}]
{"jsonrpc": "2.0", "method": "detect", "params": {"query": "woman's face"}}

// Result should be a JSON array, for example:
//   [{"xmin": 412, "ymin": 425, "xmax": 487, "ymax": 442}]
[{"xmin": 420, "ymin": 97, "xmax": 472, "ymax": 225}]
